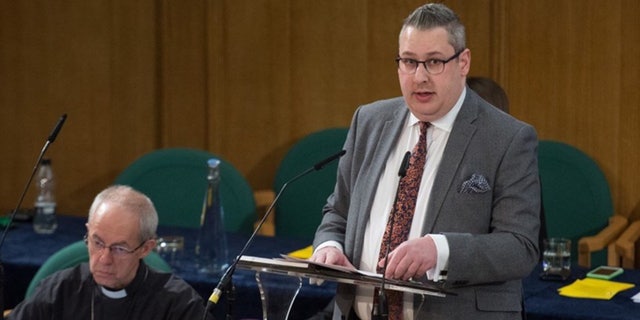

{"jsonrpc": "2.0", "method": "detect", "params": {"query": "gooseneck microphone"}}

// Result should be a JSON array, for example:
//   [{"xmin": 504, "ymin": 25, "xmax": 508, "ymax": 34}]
[
  {"xmin": 202, "ymin": 149, "xmax": 347, "ymax": 320},
  {"xmin": 0, "ymin": 114, "xmax": 67, "ymax": 319},
  {"xmin": 372, "ymin": 151, "xmax": 411, "ymax": 320},
  {"xmin": 0, "ymin": 113, "xmax": 67, "ymax": 250},
  {"xmin": 47, "ymin": 114, "xmax": 67, "ymax": 144}
]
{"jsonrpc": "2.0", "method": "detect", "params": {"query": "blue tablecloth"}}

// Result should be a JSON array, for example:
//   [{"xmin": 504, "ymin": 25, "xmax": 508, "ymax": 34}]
[
  {"xmin": 2, "ymin": 215, "xmax": 640, "ymax": 319},
  {"xmin": 524, "ymin": 264, "xmax": 640, "ymax": 320}
]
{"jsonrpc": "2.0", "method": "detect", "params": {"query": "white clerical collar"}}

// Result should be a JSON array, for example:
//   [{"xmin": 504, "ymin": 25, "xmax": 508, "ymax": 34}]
[{"xmin": 100, "ymin": 286, "xmax": 127, "ymax": 299}]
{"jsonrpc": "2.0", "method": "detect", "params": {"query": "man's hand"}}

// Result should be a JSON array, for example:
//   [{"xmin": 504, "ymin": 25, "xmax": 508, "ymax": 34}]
[
  {"xmin": 378, "ymin": 236, "xmax": 437, "ymax": 281},
  {"xmin": 310, "ymin": 246, "xmax": 355, "ymax": 269},
  {"xmin": 308, "ymin": 246, "xmax": 355, "ymax": 285}
]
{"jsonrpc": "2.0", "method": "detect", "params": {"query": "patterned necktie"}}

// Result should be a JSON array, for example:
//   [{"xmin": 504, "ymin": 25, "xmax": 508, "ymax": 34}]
[{"xmin": 375, "ymin": 121, "xmax": 429, "ymax": 320}]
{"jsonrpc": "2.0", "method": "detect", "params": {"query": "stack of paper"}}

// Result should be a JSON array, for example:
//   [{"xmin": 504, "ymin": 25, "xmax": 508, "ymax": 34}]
[{"xmin": 558, "ymin": 278, "xmax": 635, "ymax": 300}]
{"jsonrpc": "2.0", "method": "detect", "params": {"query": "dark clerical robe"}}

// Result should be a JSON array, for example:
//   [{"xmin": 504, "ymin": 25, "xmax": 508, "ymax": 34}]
[{"xmin": 8, "ymin": 261, "xmax": 212, "ymax": 320}]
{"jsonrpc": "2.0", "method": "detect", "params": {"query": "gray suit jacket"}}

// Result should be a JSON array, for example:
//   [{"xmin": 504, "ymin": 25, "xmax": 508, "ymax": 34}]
[{"xmin": 313, "ymin": 89, "xmax": 541, "ymax": 320}]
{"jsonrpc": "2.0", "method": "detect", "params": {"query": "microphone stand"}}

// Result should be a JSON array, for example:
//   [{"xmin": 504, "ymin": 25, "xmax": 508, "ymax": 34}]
[
  {"xmin": 0, "ymin": 114, "xmax": 67, "ymax": 319},
  {"xmin": 372, "ymin": 151, "xmax": 411, "ymax": 320},
  {"xmin": 202, "ymin": 149, "xmax": 346, "ymax": 320},
  {"xmin": 224, "ymin": 280, "xmax": 235, "ymax": 320}
]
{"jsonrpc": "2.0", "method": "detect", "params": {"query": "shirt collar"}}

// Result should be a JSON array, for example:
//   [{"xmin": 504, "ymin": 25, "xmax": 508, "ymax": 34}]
[{"xmin": 407, "ymin": 87, "xmax": 466, "ymax": 132}]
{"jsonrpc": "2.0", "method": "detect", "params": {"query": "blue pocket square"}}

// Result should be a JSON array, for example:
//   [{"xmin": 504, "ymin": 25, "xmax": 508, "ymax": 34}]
[{"xmin": 459, "ymin": 173, "xmax": 491, "ymax": 194}]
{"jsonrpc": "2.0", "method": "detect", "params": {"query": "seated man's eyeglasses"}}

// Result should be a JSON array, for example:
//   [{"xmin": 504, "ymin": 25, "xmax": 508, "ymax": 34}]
[
  {"xmin": 395, "ymin": 49, "xmax": 464, "ymax": 75},
  {"xmin": 84, "ymin": 234, "xmax": 147, "ymax": 257}
]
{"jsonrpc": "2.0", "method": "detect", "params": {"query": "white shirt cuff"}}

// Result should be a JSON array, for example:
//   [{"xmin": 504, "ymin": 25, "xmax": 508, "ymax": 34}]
[
  {"xmin": 314, "ymin": 240, "xmax": 344, "ymax": 254},
  {"xmin": 426, "ymin": 234, "xmax": 449, "ymax": 281}
]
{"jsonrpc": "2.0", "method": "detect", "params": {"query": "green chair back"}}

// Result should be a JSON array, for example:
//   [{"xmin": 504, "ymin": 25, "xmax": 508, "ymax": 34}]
[
  {"xmin": 538, "ymin": 140, "xmax": 613, "ymax": 265},
  {"xmin": 274, "ymin": 128, "xmax": 349, "ymax": 239},
  {"xmin": 114, "ymin": 148, "xmax": 256, "ymax": 234},
  {"xmin": 25, "ymin": 240, "xmax": 171, "ymax": 299}
]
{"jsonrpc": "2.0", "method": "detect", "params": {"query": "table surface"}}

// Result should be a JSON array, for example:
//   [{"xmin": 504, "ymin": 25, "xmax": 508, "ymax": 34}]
[
  {"xmin": 2, "ymin": 215, "xmax": 640, "ymax": 320},
  {"xmin": 524, "ymin": 264, "xmax": 640, "ymax": 320}
]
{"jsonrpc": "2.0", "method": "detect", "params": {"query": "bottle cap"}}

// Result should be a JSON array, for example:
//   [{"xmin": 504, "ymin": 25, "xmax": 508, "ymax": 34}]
[{"xmin": 207, "ymin": 158, "xmax": 220, "ymax": 168}]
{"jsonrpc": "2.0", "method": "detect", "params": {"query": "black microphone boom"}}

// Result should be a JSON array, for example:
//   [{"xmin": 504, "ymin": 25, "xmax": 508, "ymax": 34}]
[
  {"xmin": 372, "ymin": 151, "xmax": 411, "ymax": 320},
  {"xmin": 202, "ymin": 149, "xmax": 347, "ymax": 319},
  {"xmin": 0, "ymin": 113, "xmax": 68, "ymax": 251},
  {"xmin": 313, "ymin": 149, "xmax": 345, "ymax": 170},
  {"xmin": 47, "ymin": 114, "xmax": 67, "ymax": 143},
  {"xmin": 0, "ymin": 113, "xmax": 67, "ymax": 320}
]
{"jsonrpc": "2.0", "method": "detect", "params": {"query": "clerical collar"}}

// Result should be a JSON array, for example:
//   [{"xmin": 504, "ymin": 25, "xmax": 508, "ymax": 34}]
[
  {"xmin": 96, "ymin": 260, "xmax": 149, "ymax": 300},
  {"xmin": 100, "ymin": 286, "xmax": 127, "ymax": 299}
]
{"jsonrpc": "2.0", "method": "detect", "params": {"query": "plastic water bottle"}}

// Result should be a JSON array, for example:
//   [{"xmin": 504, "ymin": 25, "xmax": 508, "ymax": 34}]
[
  {"xmin": 33, "ymin": 158, "xmax": 58, "ymax": 234},
  {"xmin": 195, "ymin": 158, "xmax": 229, "ymax": 274}
]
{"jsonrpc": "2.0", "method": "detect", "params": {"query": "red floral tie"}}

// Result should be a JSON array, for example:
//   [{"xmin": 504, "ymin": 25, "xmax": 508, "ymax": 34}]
[{"xmin": 376, "ymin": 121, "xmax": 429, "ymax": 320}]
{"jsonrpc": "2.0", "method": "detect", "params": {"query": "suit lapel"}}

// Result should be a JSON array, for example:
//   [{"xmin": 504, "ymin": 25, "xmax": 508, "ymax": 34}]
[
  {"xmin": 351, "ymin": 104, "xmax": 408, "ymax": 265},
  {"xmin": 423, "ymin": 92, "xmax": 479, "ymax": 233}
]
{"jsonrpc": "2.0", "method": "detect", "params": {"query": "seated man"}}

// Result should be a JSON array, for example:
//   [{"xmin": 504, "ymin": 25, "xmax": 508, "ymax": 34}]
[{"xmin": 9, "ymin": 185, "xmax": 212, "ymax": 320}]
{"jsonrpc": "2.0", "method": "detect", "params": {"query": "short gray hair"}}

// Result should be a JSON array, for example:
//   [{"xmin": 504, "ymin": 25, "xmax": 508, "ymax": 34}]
[
  {"xmin": 88, "ymin": 185, "xmax": 158, "ymax": 242},
  {"xmin": 401, "ymin": 3, "xmax": 466, "ymax": 52}
]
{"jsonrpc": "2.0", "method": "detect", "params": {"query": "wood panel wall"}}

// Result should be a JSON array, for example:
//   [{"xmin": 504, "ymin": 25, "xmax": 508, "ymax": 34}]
[{"xmin": 1, "ymin": 1, "xmax": 638, "ymax": 224}]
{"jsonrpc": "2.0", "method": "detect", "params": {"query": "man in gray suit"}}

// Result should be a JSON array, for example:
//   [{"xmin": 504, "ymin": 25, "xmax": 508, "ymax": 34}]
[{"xmin": 310, "ymin": 3, "xmax": 540, "ymax": 320}]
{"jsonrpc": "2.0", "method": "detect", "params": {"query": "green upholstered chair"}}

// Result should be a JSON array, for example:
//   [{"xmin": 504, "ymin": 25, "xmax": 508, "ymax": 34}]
[
  {"xmin": 114, "ymin": 148, "xmax": 256, "ymax": 234},
  {"xmin": 273, "ymin": 128, "xmax": 348, "ymax": 240},
  {"xmin": 538, "ymin": 140, "xmax": 626, "ymax": 268},
  {"xmin": 25, "ymin": 240, "xmax": 171, "ymax": 299}
]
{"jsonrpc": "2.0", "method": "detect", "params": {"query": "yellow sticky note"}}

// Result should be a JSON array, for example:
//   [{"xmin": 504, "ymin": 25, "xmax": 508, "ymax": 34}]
[
  {"xmin": 287, "ymin": 245, "xmax": 313, "ymax": 259},
  {"xmin": 558, "ymin": 278, "xmax": 635, "ymax": 300}
]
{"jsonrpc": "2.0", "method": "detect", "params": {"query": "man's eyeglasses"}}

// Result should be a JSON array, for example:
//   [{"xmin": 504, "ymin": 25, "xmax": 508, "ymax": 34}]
[
  {"xmin": 84, "ymin": 234, "xmax": 146, "ymax": 257},
  {"xmin": 395, "ymin": 49, "xmax": 464, "ymax": 75}
]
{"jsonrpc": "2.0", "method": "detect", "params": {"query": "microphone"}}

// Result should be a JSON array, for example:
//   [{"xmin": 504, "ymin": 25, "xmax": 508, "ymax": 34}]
[
  {"xmin": 202, "ymin": 149, "xmax": 347, "ymax": 319},
  {"xmin": 47, "ymin": 113, "xmax": 67, "ymax": 143},
  {"xmin": 0, "ymin": 113, "xmax": 67, "ymax": 319},
  {"xmin": 372, "ymin": 151, "xmax": 411, "ymax": 320},
  {"xmin": 313, "ymin": 150, "xmax": 345, "ymax": 170},
  {"xmin": 397, "ymin": 151, "xmax": 411, "ymax": 178}
]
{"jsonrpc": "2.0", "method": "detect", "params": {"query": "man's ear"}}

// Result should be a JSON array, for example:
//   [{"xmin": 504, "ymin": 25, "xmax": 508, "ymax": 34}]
[
  {"xmin": 458, "ymin": 48, "xmax": 471, "ymax": 76},
  {"xmin": 139, "ymin": 238, "xmax": 157, "ymax": 257}
]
